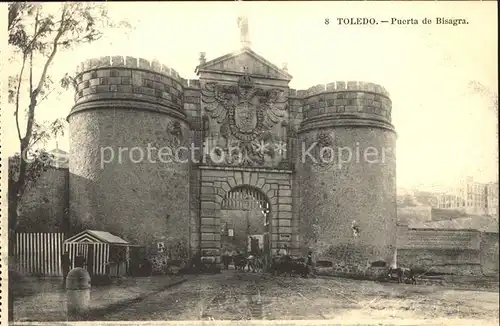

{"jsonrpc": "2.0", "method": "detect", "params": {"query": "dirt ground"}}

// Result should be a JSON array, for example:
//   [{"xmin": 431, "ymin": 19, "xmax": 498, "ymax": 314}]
[{"xmin": 98, "ymin": 271, "xmax": 499, "ymax": 323}]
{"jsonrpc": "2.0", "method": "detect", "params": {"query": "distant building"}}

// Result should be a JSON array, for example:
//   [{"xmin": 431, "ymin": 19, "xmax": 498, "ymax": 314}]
[
  {"xmin": 486, "ymin": 182, "xmax": 499, "ymax": 218},
  {"xmin": 435, "ymin": 177, "xmax": 498, "ymax": 217},
  {"xmin": 397, "ymin": 188, "xmax": 438, "ymax": 208}
]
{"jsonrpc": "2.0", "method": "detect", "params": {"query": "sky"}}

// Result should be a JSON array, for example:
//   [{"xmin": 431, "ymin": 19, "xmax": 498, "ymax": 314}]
[{"xmin": 3, "ymin": 1, "xmax": 498, "ymax": 190}]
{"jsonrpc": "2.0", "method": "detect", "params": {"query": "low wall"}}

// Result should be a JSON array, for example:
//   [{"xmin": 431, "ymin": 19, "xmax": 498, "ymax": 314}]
[
  {"xmin": 397, "ymin": 248, "xmax": 481, "ymax": 275},
  {"xmin": 398, "ymin": 228, "xmax": 480, "ymax": 250},
  {"xmin": 396, "ymin": 225, "xmax": 498, "ymax": 276},
  {"xmin": 314, "ymin": 225, "xmax": 497, "ymax": 278},
  {"xmin": 480, "ymin": 232, "xmax": 499, "ymax": 275}
]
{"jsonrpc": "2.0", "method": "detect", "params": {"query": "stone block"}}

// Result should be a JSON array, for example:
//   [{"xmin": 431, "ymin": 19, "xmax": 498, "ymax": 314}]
[
  {"xmin": 243, "ymin": 172, "xmax": 251, "ymax": 185},
  {"xmin": 117, "ymin": 85, "xmax": 132, "ymax": 93},
  {"xmin": 126, "ymin": 57, "xmax": 138, "ymax": 67},
  {"xmin": 279, "ymin": 189, "xmax": 292, "ymax": 197},
  {"xmin": 278, "ymin": 219, "xmax": 292, "ymax": 227},
  {"xmin": 221, "ymin": 182, "xmax": 231, "ymax": 192},
  {"xmin": 111, "ymin": 56, "xmax": 124, "ymax": 66},
  {"xmin": 108, "ymin": 77, "xmax": 121, "ymax": 85},
  {"xmin": 261, "ymin": 184, "xmax": 271, "ymax": 194},
  {"xmin": 278, "ymin": 226, "xmax": 293, "ymax": 234},
  {"xmin": 279, "ymin": 196, "xmax": 292, "ymax": 204},
  {"xmin": 267, "ymin": 189, "xmax": 276, "ymax": 198},
  {"xmin": 279, "ymin": 204, "xmax": 292, "ymax": 212},
  {"xmin": 139, "ymin": 58, "xmax": 150, "ymax": 69},
  {"xmin": 97, "ymin": 85, "xmax": 110, "ymax": 92},
  {"xmin": 201, "ymin": 233, "xmax": 215, "ymax": 241},
  {"xmin": 201, "ymin": 241, "xmax": 218, "ymax": 249},
  {"xmin": 278, "ymin": 211, "xmax": 293, "ymax": 220},
  {"xmin": 97, "ymin": 69, "xmax": 111, "ymax": 78},
  {"xmin": 249, "ymin": 173, "xmax": 258, "ymax": 186},
  {"xmin": 201, "ymin": 187, "xmax": 214, "ymax": 194},
  {"xmin": 234, "ymin": 173, "xmax": 243, "ymax": 185},
  {"xmin": 200, "ymin": 208, "xmax": 216, "ymax": 216},
  {"xmin": 201, "ymin": 217, "xmax": 216, "ymax": 225},
  {"xmin": 201, "ymin": 201, "xmax": 217, "ymax": 210},
  {"xmin": 227, "ymin": 177, "xmax": 237, "ymax": 188}
]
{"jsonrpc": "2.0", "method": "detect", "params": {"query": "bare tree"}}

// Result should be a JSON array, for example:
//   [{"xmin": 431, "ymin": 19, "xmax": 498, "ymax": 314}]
[{"xmin": 7, "ymin": 2, "xmax": 131, "ymax": 259}]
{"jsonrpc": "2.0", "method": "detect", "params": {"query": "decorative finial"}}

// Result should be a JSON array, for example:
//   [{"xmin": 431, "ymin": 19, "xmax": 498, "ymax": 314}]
[
  {"xmin": 282, "ymin": 62, "xmax": 288, "ymax": 72},
  {"xmin": 199, "ymin": 52, "xmax": 206, "ymax": 64},
  {"xmin": 237, "ymin": 15, "xmax": 251, "ymax": 49}
]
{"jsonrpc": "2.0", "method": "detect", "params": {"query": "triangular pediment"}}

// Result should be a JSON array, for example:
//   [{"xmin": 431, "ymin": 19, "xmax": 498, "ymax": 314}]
[{"xmin": 196, "ymin": 48, "xmax": 292, "ymax": 81}]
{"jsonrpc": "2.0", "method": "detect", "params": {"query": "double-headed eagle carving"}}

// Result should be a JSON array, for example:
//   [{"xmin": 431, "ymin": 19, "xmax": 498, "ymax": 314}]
[
  {"xmin": 201, "ymin": 81, "xmax": 288, "ymax": 141},
  {"xmin": 201, "ymin": 79, "xmax": 288, "ymax": 166}
]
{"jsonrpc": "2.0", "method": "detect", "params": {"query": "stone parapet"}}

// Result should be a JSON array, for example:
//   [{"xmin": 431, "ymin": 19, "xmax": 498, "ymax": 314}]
[
  {"xmin": 295, "ymin": 81, "xmax": 394, "ymax": 134},
  {"xmin": 75, "ymin": 56, "xmax": 184, "ymax": 83},
  {"xmin": 70, "ymin": 56, "xmax": 187, "ymax": 121},
  {"xmin": 302, "ymin": 81, "xmax": 390, "ymax": 98}
]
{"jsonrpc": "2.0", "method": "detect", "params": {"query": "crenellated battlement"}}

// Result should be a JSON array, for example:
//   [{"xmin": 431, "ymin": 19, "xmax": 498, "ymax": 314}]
[
  {"xmin": 289, "ymin": 81, "xmax": 390, "ymax": 99},
  {"xmin": 75, "ymin": 56, "xmax": 201, "ymax": 90},
  {"xmin": 69, "ymin": 56, "xmax": 192, "ymax": 121},
  {"xmin": 293, "ymin": 81, "xmax": 394, "ymax": 133},
  {"xmin": 75, "ymin": 56, "xmax": 185, "ymax": 83}
]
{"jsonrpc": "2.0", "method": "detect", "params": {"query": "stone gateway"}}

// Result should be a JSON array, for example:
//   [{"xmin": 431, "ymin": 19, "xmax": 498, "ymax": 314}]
[{"xmin": 66, "ymin": 18, "xmax": 396, "ymax": 276}]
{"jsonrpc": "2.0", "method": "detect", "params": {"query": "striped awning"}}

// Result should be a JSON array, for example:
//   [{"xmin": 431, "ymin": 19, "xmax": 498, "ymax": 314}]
[{"xmin": 64, "ymin": 230, "xmax": 129, "ymax": 245}]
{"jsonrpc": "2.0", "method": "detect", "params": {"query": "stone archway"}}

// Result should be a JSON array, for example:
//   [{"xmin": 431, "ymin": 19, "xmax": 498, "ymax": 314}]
[
  {"xmin": 197, "ymin": 169, "xmax": 293, "ymax": 264},
  {"xmin": 219, "ymin": 185, "xmax": 271, "ymax": 256}
]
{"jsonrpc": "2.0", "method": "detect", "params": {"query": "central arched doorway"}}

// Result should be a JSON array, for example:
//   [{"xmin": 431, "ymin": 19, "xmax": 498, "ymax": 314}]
[{"xmin": 220, "ymin": 185, "xmax": 271, "ymax": 263}]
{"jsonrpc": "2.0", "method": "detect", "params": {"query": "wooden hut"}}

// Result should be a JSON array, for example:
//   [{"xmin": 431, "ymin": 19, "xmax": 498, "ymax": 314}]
[{"xmin": 63, "ymin": 230, "xmax": 142, "ymax": 277}]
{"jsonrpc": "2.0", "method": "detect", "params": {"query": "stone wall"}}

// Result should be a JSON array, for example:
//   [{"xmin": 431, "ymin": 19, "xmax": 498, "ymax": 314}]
[
  {"xmin": 17, "ymin": 167, "xmax": 69, "ymax": 233},
  {"xmin": 480, "ymin": 232, "xmax": 499, "ymax": 275},
  {"xmin": 69, "ymin": 57, "xmax": 191, "ymax": 261},
  {"xmin": 184, "ymin": 81, "xmax": 203, "ymax": 257},
  {"xmin": 197, "ymin": 167, "xmax": 295, "ymax": 262},
  {"xmin": 398, "ymin": 227, "xmax": 481, "ymax": 250},
  {"xmin": 296, "ymin": 81, "xmax": 397, "ymax": 275},
  {"xmin": 396, "ymin": 225, "xmax": 497, "ymax": 276},
  {"xmin": 397, "ymin": 248, "xmax": 482, "ymax": 275}
]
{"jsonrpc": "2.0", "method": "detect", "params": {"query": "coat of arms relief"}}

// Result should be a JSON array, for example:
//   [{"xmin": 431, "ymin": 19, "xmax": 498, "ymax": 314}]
[{"xmin": 201, "ymin": 75, "xmax": 289, "ymax": 167}]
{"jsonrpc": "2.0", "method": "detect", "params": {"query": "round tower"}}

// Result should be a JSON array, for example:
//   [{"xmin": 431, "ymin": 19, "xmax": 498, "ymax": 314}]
[
  {"xmin": 296, "ymin": 81, "xmax": 397, "ymax": 276},
  {"xmin": 67, "ymin": 56, "xmax": 191, "ymax": 261}
]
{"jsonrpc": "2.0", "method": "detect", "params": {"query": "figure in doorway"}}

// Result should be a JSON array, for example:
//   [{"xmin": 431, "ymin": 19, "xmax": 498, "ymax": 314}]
[{"xmin": 74, "ymin": 251, "xmax": 86, "ymax": 268}]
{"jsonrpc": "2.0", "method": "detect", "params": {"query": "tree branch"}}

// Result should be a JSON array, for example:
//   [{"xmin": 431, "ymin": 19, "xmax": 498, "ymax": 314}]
[
  {"xmin": 22, "ymin": 8, "xmax": 66, "ymax": 149},
  {"xmin": 14, "ymin": 55, "xmax": 27, "ymax": 142},
  {"xmin": 17, "ymin": 6, "xmax": 68, "ymax": 203},
  {"xmin": 36, "ymin": 87, "xmax": 56, "ymax": 106},
  {"xmin": 29, "ymin": 134, "xmax": 46, "ymax": 149}
]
